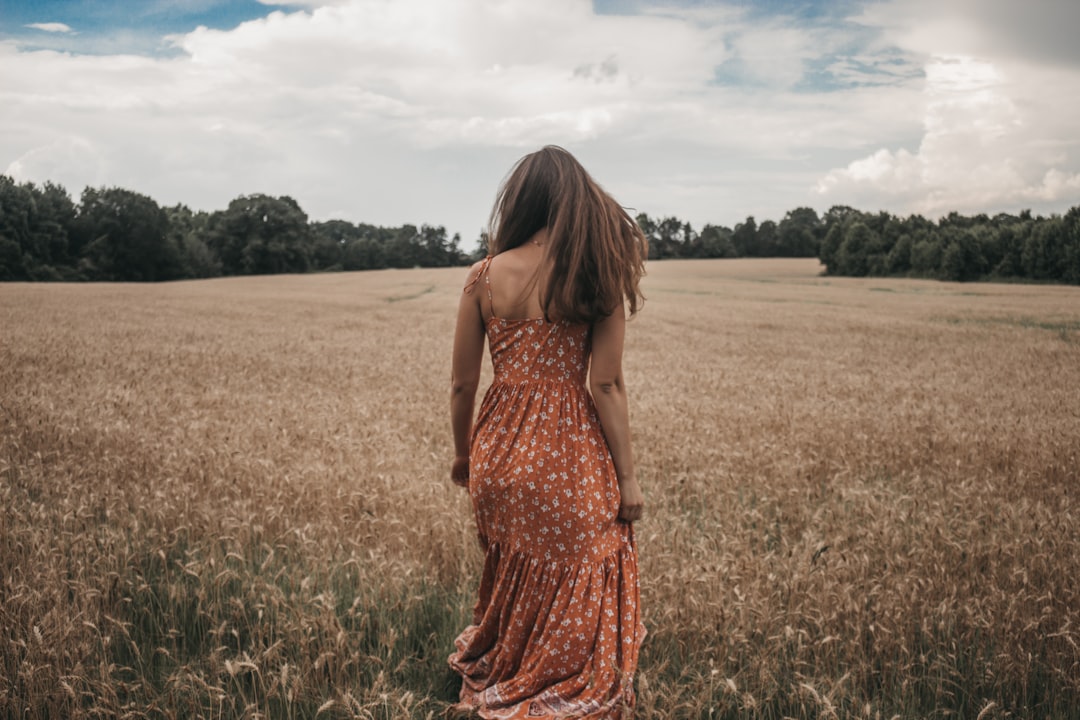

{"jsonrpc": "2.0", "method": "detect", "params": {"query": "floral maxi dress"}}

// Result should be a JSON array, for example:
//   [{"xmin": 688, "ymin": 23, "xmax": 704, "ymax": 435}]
[{"xmin": 449, "ymin": 259, "xmax": 645, "ymax": 719}]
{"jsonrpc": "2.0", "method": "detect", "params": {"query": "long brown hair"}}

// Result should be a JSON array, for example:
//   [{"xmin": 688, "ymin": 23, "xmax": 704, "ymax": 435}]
[{"xmin": 487, "ymin": 145, "xmax": 646, "ymax": 324}]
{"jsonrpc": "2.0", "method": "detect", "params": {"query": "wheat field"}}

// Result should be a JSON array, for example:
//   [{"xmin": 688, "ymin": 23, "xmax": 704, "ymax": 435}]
[{"xmin": 2, "ymin": 259, "xmax": 1079, "ymax": 719}]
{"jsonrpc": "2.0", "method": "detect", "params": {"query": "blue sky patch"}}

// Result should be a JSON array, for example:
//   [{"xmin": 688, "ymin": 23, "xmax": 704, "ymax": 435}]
[{"xmin": 1, "ymin": 0, "xmax": 275, "ymax": 54}]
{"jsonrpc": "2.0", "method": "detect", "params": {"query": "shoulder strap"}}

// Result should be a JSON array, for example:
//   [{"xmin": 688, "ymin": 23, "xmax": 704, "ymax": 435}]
[
  {"xmin": 463, "ymin": 255, "xmax": 493, "ymax": 295},
  {"xmin": 482, "ymin": 258, "xmax": 494, "ymax": 317},
  {"xmin": 464, "ymin": 255, "xmax": 496, "ymax": 319}
]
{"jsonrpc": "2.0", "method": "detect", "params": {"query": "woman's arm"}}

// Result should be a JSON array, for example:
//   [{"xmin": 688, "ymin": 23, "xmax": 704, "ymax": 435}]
[
  {"xmin": 589, "ymin": 305, "xmax": 644, "ymax": 522},
  {"xmin": 449, "ymin": 264, "xmax": 487, "ymax": 486}
]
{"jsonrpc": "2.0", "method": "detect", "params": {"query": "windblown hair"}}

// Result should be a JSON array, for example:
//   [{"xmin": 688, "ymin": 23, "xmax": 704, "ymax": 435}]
[{"xmin": 487, "ymin": 145, "xmax": 647, "ymax": 324}]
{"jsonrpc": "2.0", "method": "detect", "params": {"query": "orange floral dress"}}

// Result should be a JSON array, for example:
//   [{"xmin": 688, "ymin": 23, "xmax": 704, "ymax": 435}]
[{"xmin": 449, "ymin": 258, "xmax": 645, "ymax": 719}]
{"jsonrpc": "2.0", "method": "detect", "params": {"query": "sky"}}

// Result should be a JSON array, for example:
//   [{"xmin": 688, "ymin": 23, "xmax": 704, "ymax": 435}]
[{"xmin": 2, "ymin": 0, "xmax": 1079, "ymax": 245}]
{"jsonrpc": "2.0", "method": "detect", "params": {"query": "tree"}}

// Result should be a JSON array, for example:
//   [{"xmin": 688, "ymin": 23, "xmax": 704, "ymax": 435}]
[
  {"xmin": 819, "ymin": 223, "xmax": 844, "ymax": 273},
  {"xmin": 0, "ymin": 175, "xmax": 33, "ymax": 280},
  {"xmin": 166, "ymin": 204, "xmax": 219, "ymax": 278},
  {"xmin": 732, "ymin": 216, "xmax": 757, "ymax": 257},
  {"xmin": 756, "ymin": 220, "xmax": 779, "ymax": 257},
  {"xmin": 384, "ymin": 224, "xmax": 421, "ymax": 268},
  {"xmin": 0, "ymin": 177, "xmax": 78, "ymax": 279},
  {"xmin": 940, "ymin": 227, "xmax": 987, "ymax": 282},
  {"xmin": 34, "ymin": 182, "xmax": 77, "ymax": 271},
  {"xmin": 863, "ymin": 225, "xmax": 889, "ymax": 276},
  {"xmin": 778, "ymin": 207, "xmax": 821, "ymax": 257},
  {"xmin": 342, "ymin": 237, "xmax": 386, "ymax": 271},
  {"xmin": 887, "ymin": 234, "xmax": 913, "ymax": 275},
  {"xmin": 990, "ymin": 214, "xmax": 1030, "ymax": 279},
  {"xmin": 1022, "ymin": 218, "xmax": 1065, "ymax": 281},
  {"xmin": 836, "ymin": 221, "xmax": 873, "ymax": 276},
  {"xmin": 635, "ymin": 214, "xmax": 658, "ymax": 259},
  {"xmin": 636, "ymin": 214, "xmax": 686, "ymax": 259},
  {"xmin": 822, "ymin": 205, "xmax": 860, "ymax": 233},
  {"xmin": 655, "ymin": 216, "xmax": 686, "ymax": 259},
  {"xmin": 310, "ymin": 219, "xmax": 358, "ymax": 271},
  {"xmin": 418, "ymin": 224, "xmax": 458, "ymax": 267},
  {"xmin": 910, "ymin": 234, "xmax": 942, "ymax": 276},
  {"xmin": 209, "ymin": 194, "xmax": 312, "ymax": 275},
  {"xmin": 72, "ymin": 187, "xmax": 177, "ymax": 281},
  {"xmin": 697, "ymin": 224, "xmax": 736, "ymax": 258},
  {"xmin": 1063, "ymin": 207, "xmax": 1080, "ymax": 284}
]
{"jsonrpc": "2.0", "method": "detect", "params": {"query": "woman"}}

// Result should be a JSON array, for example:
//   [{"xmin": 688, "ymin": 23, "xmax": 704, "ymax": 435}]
[{"xmin": 448, "ymin": 146, "xmax": 647, "ymax": 719}]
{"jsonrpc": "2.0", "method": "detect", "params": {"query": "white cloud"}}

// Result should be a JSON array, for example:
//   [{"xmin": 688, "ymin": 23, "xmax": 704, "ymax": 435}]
[
  {"xmin": 1, "ymin": 0, "xmax": 1077, "ymax": 238},
  {"xmin": 26, "ymin": 22, "xmax": 73, "ymax": 33},
  {"xmin": 4, "ymin": 0, "xmax": 753, "ymax": 231},
  {"xmin": 855, "ymin": 0, "xmax": 1080, "ymax": 69},
  {"xmin": 817, "ymin": 3, "xmax": 1080, "ymax": 219}
]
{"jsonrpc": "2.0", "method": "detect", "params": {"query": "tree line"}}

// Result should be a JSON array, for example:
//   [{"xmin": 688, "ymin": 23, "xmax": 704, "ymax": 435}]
[
  {"xmin": 637, "ymin": 207, "xmax": 823, "ymax": 260},
  {"xmin": 0, "ymin": 176, "xmax": 469, "ymax": 282},
  {"xmin": 638, "ymin": 204, "xmax": 1080, "ymax": 286},
  {"xmin": 817, "ymin": 206, "xmax": 1080, "ymax": 284},
  {"xmin": 1, "ymin": 173, "xmax": 1077, "ymax": 284}
]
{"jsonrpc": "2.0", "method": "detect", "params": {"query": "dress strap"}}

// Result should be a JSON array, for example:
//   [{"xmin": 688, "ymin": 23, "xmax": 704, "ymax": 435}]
[
  {"xmin": 482, "ymin": 259, "xmax": 494, "ymax": 317},
  {"xmin": 463, "ymin": 255, "xmax": 493, "ymax": 295},
  {"xmin": 464, "ymin": 256, "xmax": 496, "ymax": 318}
]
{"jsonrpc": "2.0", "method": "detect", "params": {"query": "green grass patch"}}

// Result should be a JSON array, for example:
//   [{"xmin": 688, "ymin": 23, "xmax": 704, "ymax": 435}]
[
  {"xmin": 99, "ymin": 536, "xmax": 471, "ymax": 718},
  {"xmin": 384, "ymin": 285, "xmax": 436, "ymax": 303},
  {"xmin": 938, "ymin": 315, "xmax": 1080, "ymax": 342}
]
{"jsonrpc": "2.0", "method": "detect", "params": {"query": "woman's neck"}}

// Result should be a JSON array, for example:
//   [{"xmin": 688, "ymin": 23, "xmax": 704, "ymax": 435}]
[{"xmin": 527, "ymin": 228, "xmax": 548, "ymax": 247}]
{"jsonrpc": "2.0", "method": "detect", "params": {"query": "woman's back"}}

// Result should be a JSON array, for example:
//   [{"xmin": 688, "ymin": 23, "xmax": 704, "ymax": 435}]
[{"xmin": 480, "ymin": 235, "xmax": 548, "ymax": 322}]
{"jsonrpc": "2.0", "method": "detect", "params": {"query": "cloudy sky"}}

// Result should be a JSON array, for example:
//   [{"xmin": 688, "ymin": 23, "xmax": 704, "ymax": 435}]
[{"xmin": 2, "ymin": 0, "xmax": 1079, "ymax": 245}]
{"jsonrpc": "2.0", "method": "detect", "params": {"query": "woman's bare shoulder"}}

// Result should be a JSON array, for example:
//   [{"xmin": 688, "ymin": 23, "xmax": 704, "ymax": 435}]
[{"xmin": 462, "ymin": 257, "xmax": 491, "ymax": 294}]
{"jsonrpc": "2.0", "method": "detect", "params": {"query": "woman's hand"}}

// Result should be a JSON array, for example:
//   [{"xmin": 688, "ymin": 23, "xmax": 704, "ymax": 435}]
[
  {"xmin": 451, "ymin": 456, "xmax": 470, "ymax": 487},
  {"xmin": 617, "ymin": 476, "xmax": 644, "ymax": 523}
]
